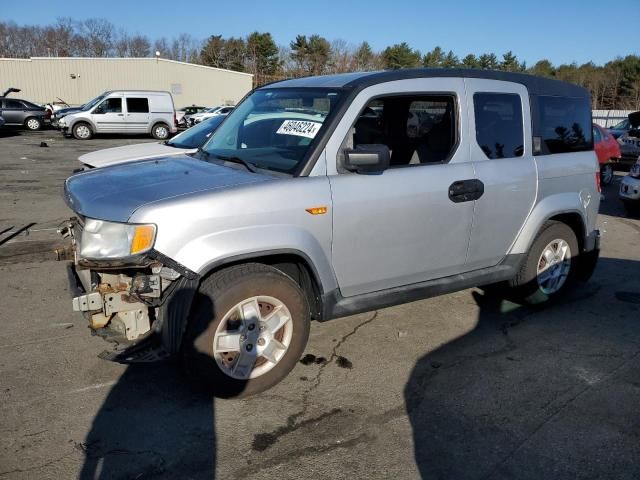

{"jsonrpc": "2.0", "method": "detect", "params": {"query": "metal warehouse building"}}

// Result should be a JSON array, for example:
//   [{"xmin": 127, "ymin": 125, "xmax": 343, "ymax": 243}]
[{"xmin": 0, "ymin": 57, "xmax": 253, "ymax": 107}]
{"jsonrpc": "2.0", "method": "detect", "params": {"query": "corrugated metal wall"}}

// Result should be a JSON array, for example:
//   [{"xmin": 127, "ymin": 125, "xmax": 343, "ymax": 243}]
[
  {"xmin": 0, "ymin": 57, "xmax": 253, "ymax": 107},
  {"xmin": 593, "ymin": 110, "xmax": 634, "ymax": 128}
]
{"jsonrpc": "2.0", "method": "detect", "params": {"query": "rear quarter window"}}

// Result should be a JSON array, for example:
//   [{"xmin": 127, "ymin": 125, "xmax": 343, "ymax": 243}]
[{"xmin": 532, "ymin": 95, "xmax": 593, "ymax": 155}]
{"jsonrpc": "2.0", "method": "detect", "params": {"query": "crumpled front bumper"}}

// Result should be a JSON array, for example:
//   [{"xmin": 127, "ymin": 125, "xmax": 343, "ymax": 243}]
[{"xmin": 59, "ymin": 218, "xmax": 199, "ymax": 363}]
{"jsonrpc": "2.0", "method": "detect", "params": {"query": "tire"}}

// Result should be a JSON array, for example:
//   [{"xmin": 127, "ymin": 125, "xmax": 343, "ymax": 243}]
[
  {"xmin": 182, "ymin": 263, "xmax": 310, "ymax": 398},
  {"xmin": 151, "ymin": 123, "xmax": 170, "ymax": 140},
  {"xmin": 600, "ymin": 163, "xmax": 614, "ymax": 186},
  {"xmin": 25, "ymin": 117, "xmax": 42, "ymax": 131},
  {"xmin": 508, "ymin": 221, "xmax": 579, "ymax": 304},
  {"xmin": 72, "ymin": 122, "xmax": 93, "ymax": 140},
  {"xmin": 624, "ymin": 201, "xmax": 640, "ymax": 218}
]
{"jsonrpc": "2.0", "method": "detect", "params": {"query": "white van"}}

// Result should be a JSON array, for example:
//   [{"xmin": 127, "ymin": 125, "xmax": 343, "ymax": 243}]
[{"xmin": 58, "ymin": 90, "xmax": 177, "ymax": 140}]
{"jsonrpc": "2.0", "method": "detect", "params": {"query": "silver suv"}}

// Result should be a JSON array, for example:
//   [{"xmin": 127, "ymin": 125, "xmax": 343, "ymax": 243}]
[{"xmin": 58, "ymin": 70, "xmax": 601, "ymax": 396}]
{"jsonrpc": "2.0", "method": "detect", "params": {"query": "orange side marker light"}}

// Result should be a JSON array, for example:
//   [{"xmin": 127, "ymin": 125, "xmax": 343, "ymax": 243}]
[{"xmin": 305, "ymin": 206, "xmax": 328, "ymax": 215}]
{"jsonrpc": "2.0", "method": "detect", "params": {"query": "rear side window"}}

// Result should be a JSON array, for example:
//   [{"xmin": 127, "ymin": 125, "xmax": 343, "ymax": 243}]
[
  {"xmin": 473, "ymin": 93, "xmax": 524, "ymax": 159},
  {"xmin": 126, "ymin": 97, "xmax": 149, "ymax": 113},
  {"xmin": 533, "ymin": 95, "xmax": 592, "ymax": 155}
]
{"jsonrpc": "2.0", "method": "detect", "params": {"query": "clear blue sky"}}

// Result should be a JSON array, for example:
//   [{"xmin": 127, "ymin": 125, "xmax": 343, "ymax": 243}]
[{"xmin": 4, "ymin": 0, "xmax": 639, "ymax": 66}]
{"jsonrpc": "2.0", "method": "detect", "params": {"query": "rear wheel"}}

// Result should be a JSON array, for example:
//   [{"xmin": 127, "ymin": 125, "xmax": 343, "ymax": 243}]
[
  {"xmin": 182, "ymin": 263, "xmax": 310, "ymax": 397},
  {"xmin": 25, "ymin": 117, "xmax": 42, "ymax": 131},
  {"xmin": 72, "ymin": 122, "xmax": 93, "ymax": 140},
  {"xmin": 508, "ymin": 221, "xmax": 579, "ymax": 304},
  {"xmin": 151, "ymin": 123, "xmax": 170, "ymax": 140},
  {"xmin": 600, "ymin": 163, "xmax": 614, "ymax": 185}
]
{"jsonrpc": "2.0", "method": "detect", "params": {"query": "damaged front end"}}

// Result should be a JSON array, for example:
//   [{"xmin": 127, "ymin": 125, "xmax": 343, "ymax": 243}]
[{"xmin": 57, "ymin": 217, "xmax": 198, "ymax": 363}]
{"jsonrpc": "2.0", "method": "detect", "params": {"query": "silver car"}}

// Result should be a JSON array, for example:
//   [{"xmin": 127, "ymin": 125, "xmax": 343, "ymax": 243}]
[{"xmin": 58, "ymin": 69, "xmax": 601, "ymax": 396}]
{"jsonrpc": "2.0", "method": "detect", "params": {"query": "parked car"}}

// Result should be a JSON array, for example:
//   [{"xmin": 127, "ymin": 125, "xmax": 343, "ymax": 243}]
[
  {"xmin": 58, "ymin": 69, "xmax": 600, "ymax": 397},
  {"xmin": 619, "ymin": 157, "xmax": 640, "ymax": 215},
  {"xmin": 593, "ymin": 123, "xmax": 621, "ymax": 185},
  {"xmin": 0, "ymin": 96, "xmax": 48, "ymax": 130},
  {"xmin": 617, "ymin": 111, "xmax": 640, "ymax": 167},
  {"xmin": 78, "ymin": 115, "xmax": 226, "ymax": 168},
  {"xmin": 607, "ymin": 117, "xmax": 633, "ymax": 139},
  {"xmin": 57, "ymin": 90, "xmax": 177, "ymax": 140},
  {"xmin": 176, "ymin": 105, "xmax": 207, "ymax": 128},
  {"xmin": 189, "ymin": 105, "xmax": 235, "ymax": 126}
]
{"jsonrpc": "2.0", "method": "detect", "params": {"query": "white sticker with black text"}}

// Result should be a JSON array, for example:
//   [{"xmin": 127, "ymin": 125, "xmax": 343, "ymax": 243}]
[{"xmin": 276, "ymin": 120, "xmax": 322, "ymax": 139}]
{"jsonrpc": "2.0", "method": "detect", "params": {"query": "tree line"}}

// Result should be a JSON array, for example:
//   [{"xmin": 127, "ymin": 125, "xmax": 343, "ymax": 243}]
[{"xmin": 1, "ymin": 18, "xmax": 638, "ymax": 109}]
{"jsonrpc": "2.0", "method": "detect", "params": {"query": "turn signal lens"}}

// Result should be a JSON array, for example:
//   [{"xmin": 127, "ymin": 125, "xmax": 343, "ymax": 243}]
[
  {"xmin": 305, "ymin": 206, "xmax": 328, "ymax": 215},
  {"xmin": 130, "ymin": 225, "xmax": 156, "ymax": 255}
]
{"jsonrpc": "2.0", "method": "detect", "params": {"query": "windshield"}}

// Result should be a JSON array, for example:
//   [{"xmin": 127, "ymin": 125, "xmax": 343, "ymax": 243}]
[
  {"xmin": 201, "ymin": 88, "xmax": 344, "ymax": 175},
  {"xmin": 82, "ymin": 93, "xmax": 107, "ymax": 111},
  {"xmin": 169, "ymin": 116, "xmax": 226, "ymax": 149},
  {"xmin": 612, "ymin": 118, "xmax": 629, "ymax": 130}
]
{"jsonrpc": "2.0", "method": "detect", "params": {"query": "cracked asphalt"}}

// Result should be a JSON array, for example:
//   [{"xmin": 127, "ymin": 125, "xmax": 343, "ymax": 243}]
[{"xmin": 1, "ymin": 129, "xmax": 639, "ymax": 479}]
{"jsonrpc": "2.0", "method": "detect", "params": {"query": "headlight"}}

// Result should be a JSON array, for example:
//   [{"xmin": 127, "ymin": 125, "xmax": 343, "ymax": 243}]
[
  {"xmin": 79, "ymin": 219, "xmax": 156, "ymax": 259},
  {"xmin": 58, "ymin": 118, "xmax": 67, "ymax": 126}
]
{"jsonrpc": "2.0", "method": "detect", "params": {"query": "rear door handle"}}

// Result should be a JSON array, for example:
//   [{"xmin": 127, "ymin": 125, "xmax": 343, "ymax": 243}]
[{"xmin": 448, "ymin": 179, "xmax": 484, "ymax": 203}]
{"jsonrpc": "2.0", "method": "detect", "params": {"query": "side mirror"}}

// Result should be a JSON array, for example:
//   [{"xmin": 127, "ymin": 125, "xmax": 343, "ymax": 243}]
[{"xmin": 343, "ymin": 144, "xmax": 390, "ymax": 174}]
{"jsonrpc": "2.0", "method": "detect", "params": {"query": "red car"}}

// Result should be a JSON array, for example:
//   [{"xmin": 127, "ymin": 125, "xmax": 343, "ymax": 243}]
[{"xmin": 593, "ymin": 123, "xmax": 621, "ymax": 185}]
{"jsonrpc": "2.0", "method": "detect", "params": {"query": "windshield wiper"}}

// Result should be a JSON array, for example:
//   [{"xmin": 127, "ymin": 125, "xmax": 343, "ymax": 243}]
[{"xmin": 209, "ymin": 153, "xmax": 258, "ymax": 173}]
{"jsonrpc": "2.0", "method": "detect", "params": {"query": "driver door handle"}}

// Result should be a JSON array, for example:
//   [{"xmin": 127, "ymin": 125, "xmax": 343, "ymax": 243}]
[{"xmin": 448, "ymin": 179, "xmax": 484, "ymax": 203}]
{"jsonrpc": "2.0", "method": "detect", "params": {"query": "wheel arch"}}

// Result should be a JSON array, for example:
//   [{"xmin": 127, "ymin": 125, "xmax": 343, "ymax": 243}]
[
  {"xmin": 149, "ymin": 120, "xmax": 170, "ymax": 134},
  {"xmin": 198, "ymin": 249, "xmax": 326, "ymax": 321},
  {"xmin": 510, "ymin": 193, "xmax": 589, "ymax": 255},
  {"xmin": 69, "ymin": 118, "xmax": 96, "ymax": 132}
]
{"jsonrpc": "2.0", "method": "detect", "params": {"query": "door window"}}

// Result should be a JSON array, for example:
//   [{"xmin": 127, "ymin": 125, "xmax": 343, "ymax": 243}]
[
  {"xmin": 126, "ymin": 97, "xmax": 149, "ymax": 113},
  {"xmin": 3, "ymin": 99, "xmax": 24, "ymax": 109},
  {"xmin": 473, "ymin": 93, "xmax": 524, "ymax": 159},
  {"xmin": 343, "ymin": 94, "xmax": 458, "ymax": 167},
  {"xmin": 95, "ymin": 98, "xmax": 122, "ymax": 114}
]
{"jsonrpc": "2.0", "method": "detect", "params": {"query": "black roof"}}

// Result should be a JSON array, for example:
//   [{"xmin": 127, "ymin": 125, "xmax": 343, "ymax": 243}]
[{"xmin": 263, "ymin": 68, "xmax": 589, "ymax": 98}]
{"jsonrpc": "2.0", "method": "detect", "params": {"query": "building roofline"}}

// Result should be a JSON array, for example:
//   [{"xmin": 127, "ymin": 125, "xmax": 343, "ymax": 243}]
[{"xmin": 0, "ymin": 57, "xmax": 253, "ymax": 77}]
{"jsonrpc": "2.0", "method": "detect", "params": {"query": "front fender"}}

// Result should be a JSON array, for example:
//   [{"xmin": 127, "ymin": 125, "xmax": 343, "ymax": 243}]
[
  {"xmin": 175, "ymin": 225, "xmax": 338, "ymax": 293},
  {"xmin": 509, "ymin": 192, "xmax": 589, "ymax": 254}
]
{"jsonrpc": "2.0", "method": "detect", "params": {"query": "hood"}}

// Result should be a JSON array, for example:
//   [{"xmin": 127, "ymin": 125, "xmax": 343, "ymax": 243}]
[
  {"xmin": 64, "ymin": 155, "xmax": 269, "ymax": 222},
  {"xmin": 79, "ymin": 142, "xmax": 193, "ymax": 168},
  {"xmin": 55, "ymin": 106, "xmax": 83, "ymax": 118}
]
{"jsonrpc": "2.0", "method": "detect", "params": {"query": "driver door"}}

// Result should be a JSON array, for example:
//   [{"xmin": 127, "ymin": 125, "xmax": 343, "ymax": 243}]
[
  {"xmin": 91, "ymin": 97, "xmax": 125, "ymax": 133},
  {"xmin": 325, "ymin": 78, "xmax": 476, "ymax": 297}
]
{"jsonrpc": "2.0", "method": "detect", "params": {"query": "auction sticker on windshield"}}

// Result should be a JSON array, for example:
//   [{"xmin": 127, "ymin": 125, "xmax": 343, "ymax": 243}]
[{"xmin": 276, "ymin": 120, "xmax": 322, "ymax": 139}]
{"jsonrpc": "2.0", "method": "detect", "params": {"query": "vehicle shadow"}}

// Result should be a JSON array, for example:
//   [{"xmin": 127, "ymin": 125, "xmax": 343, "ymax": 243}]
[
  {"xmin": 405, "ymin": 257, "xmax": 640, "ymax": 480},
  {"xmin": 79, "ymin": 290, "xmax": 246, "ymax": 479},
  {"xmin": 0, "ymin": 127, "xmax": 24, "ymax": 138}
]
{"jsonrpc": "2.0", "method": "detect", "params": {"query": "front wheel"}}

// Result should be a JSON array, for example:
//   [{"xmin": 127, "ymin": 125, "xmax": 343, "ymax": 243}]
[
  {"xmin": 72, "ymin": 122, "xmax": 93, "ymax": 140},
  {"xmin": 182, "ymin": 263, "xmax": 310, "ymax": 398},
  {"xmin": 508, "ymin": 221, "xmax": 579, "ymax": 304},
  {"xmin": 600, "ymin": 163, "xmax": 614, "ymax": 185}
]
